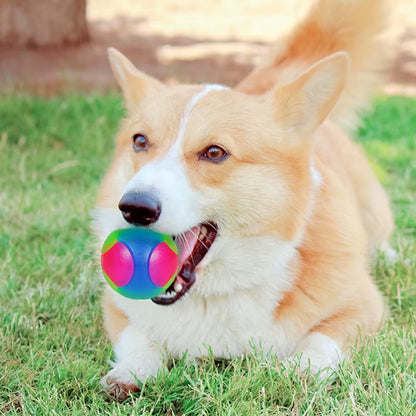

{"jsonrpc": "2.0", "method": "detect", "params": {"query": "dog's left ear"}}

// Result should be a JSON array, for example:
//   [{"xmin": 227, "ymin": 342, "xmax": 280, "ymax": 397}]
[
  {"xmin": 272, "ymin": 52, "xmax": 349, "ymax": 136},
  {"xmin": 108, "ymin": 47, "xmax": 163, "ymax": 111}
]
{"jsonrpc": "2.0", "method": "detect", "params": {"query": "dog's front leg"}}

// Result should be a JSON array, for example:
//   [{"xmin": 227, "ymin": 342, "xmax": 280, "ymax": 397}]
[{"xmin": 101, "ymin": 325, "xmax": 163, "ymax": 401}]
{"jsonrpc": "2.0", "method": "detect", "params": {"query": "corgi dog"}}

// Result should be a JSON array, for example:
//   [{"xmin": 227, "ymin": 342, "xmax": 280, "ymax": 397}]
[{"xmin": 94, "ymin": 0, "xmax": 393, "ymax": 400}]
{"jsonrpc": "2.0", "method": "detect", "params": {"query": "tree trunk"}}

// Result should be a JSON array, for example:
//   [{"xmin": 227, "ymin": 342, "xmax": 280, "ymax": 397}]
[{"xmin": 0, "ymin": 0, "xmax": 89, "ymax": 47}]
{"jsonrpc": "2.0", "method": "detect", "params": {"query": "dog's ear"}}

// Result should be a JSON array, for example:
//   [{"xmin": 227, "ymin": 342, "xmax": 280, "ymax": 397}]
[
  {"xmin": 272, "ymin": 52, "xmax": 349, "ymax": 136},
  {"xmin": 107, "ymin": 47, "xmax": 163, "ymax": 110}
]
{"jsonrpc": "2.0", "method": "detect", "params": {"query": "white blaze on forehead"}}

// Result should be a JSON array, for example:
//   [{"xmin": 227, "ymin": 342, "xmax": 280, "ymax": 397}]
[
  {"xmin": 122, "ymin": 84, "xmax": 229, "ymax": 235},
  {"xmin": 170, "ymin": 83, "xmax": 229, "ymax": 155}
]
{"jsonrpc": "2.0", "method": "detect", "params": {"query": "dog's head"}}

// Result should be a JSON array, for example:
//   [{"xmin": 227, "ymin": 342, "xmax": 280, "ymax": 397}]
[{"xmin": 97, "ymin": 48, "xmax": 348, "ymax": 304}]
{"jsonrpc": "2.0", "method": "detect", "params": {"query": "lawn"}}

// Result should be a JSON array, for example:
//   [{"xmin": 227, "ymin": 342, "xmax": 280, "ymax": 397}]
[{"xmin": 0, "ymin": 94, "xmax": 415, "ymax": 415}]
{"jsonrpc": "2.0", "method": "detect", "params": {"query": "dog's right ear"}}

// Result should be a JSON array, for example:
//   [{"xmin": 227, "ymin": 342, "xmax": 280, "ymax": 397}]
[{"xmin": 107, "ymin": 47, "xmax": 163, "ymax": 111}]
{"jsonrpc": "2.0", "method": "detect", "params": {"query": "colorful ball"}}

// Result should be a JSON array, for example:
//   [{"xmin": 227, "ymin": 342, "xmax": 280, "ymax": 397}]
[{"xmin": 101, "ymin": 228, "xmax": 179, "ymax": 299}]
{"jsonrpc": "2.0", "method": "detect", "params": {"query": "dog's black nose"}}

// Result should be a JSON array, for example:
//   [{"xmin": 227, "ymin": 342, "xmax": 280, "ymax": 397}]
[{"xmin": 118, "ymin": 192, "xmax": 161, "ymax": 226}]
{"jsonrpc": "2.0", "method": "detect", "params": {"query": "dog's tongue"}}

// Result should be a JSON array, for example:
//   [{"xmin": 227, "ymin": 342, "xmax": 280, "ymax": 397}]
[{"xmin": 177, "ymin": 226, "xmax": 200, "ymax": 269}]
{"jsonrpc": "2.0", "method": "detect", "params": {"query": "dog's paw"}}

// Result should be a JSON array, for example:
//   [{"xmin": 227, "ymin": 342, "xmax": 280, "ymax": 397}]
[
  {"xmin": 101, "ymin": 377, "xmax": 140, "ymax": 401},
  {"xmin": 101, "ymin": 364, "xmax": 144, "ymax": 401},
  {"xmin": 101, "ymin": 325, "xmax": 163, "ymax": 400},
  {"xmin": 287, "ymin": 349, "xmax": 339, "ymax": 379},
  {"xmin": 284, "ymin": 332, "xmax": 342, "ymax": 378}
]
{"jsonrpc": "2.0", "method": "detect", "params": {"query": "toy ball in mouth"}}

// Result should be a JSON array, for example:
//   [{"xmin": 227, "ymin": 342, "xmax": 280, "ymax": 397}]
[{"xmin": 101, "ymin": 228, "xmax": 179, "ymax": 299}]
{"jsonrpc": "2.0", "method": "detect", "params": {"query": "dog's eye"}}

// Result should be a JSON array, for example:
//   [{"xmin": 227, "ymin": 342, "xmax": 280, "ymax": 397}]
[
  {"xmin": 132, "ymin": 133, "xmax": 149, "ymax": 151},
  {"xmin": 200, "ymin": 145, "xmax": 229, "ymax": 163}
]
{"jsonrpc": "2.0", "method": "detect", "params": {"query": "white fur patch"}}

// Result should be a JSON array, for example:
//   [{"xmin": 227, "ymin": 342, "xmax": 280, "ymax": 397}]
[
  {"xmin": 293, "ymin": 159, "xmax": 322, "ymax": 247},
  {"xmin": 101, "ymin": 325, "xmax": 163, "ymax": 388},
  {"xmin": 290, "ymin": 332, "xmax": 342, "ymax": 375},
  {"xmin": 310, "ymin": 160, "xmax": 323, "ymax": 187}
]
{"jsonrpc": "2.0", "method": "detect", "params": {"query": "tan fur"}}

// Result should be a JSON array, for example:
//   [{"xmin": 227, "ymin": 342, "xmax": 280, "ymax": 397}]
[
  {"xmin": 314, "ymin": 122, "xmax": 394, "ymax": 253},
  {"xmin": 102, "ymin": 287, "xmax": 129, "ymax": 344},
  {"xmin": 274, "ymin": 156, "xmax": 385, "ymax": 346},
  {"xmin": 98, "ymin": 0, "xmax": 393, "ymax": 392}
]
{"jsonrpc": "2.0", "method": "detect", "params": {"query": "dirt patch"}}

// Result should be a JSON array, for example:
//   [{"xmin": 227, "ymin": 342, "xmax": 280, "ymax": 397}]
[{"xmin": 0, "ymin": 0, "xmax": 415, "ymax": 95}]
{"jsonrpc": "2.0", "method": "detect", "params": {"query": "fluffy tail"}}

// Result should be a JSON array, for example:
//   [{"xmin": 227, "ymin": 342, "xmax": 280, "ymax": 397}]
[{"xmin": 236, "ymin": 0, "xmax": 388, "ymax": 129}]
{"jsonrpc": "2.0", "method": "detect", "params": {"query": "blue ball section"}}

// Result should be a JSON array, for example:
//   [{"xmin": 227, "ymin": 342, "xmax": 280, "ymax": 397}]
[{"xmin": 116, "ymin": 228, "xmax": 164, "ymax": 299}]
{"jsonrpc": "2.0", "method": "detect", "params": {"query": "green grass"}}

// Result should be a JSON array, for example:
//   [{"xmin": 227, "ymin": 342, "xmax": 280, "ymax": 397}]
[{"xmin": 0, "ymin": 94, "xmax": 415, "ymax": 415}]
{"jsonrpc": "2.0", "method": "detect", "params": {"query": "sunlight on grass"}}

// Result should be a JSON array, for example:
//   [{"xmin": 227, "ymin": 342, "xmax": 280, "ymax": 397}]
[{"xmin": 0, "ymin": 94, "xmax": 415, "ymax": 415}]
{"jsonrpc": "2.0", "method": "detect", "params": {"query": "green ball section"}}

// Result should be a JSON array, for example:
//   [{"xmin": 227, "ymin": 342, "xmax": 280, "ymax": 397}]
[
  {"xmin": 163, "ymin": 234, "xmax": 179, "ymax": 254},
  {"xmin": 101, "ymin": 229, "xmax": 123, "ymax": 254},
  {"xmin": 102, "ymin": 270, "xmax": 119, "ymax": 292}
]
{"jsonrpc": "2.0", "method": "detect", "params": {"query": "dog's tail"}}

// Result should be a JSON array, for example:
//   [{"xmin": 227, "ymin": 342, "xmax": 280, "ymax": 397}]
[{"xmin": 236, "ymin": 0, "xmax": 388, "ymax": 129}]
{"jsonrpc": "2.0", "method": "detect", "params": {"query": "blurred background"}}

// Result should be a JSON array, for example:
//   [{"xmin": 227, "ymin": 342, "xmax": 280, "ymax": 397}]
[{"xmin": 0, "ymin": 0, "xmax": 415, "ymax": 95}]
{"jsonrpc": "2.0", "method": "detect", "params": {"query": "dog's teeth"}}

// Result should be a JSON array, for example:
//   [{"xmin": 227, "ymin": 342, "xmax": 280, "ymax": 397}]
[
  {"xmin": 174, "ymin": 282, "xmax": 183, "ymax": 293},
  {"xmin": 158, "ymin": 291, "xmax": 175, "ymax": 299},
  {"xmin": 199, "ymin": 224, "xmax": 208, "ymax": 239}
]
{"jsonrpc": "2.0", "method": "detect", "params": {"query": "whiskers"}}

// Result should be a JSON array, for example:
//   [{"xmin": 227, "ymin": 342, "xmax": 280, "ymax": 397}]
[
  {"xmin": 175, "ymin": 233, "xmax": 194, "ymax": 258},
  {"xmin": 189, "ymin": 227, "xmax": 210, "ymax": 252},
  {"xmin": 206, "ymin": 221, "xmax": 219, "ymax": 232},
  {"xmin": 174, "ymin": 222, "xmax": 219, "ymax": 263}
]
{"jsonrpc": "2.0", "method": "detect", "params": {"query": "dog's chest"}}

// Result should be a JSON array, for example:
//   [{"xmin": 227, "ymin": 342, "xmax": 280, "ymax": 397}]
[
  {"xmin": 116, "ymin": 285, "xmax": 297, "ymax": 360},
  {"xmin": 112, "ymin": 235, "xmax": 299, "ymax": 358}
]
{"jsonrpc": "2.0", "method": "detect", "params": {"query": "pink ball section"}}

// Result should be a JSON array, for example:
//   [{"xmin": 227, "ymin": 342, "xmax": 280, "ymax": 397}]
[
  {"xmin": 101, "ymin": 241, "xmax": 134, "ymax": 287},
  {"xmin": 149, "ymin": 242, "xmax": 180, "ymax": 287}
]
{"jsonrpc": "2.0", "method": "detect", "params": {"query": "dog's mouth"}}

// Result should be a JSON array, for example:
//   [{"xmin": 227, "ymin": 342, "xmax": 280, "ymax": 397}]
[{"xmin": 151, "ymin": 222, "xmax": 217, "ymax": 306}]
